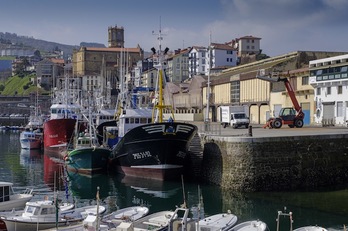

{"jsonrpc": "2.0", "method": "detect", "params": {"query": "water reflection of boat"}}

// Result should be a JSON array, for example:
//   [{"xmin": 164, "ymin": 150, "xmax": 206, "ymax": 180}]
[
  {"xmin": 66, "ymin": 172, "xmax": 112, "ymax": 200},
  {"xmin": 43, "ymin": 154, "xmax": 66, "ymax": 191},
  {"xmin": 120, "ymin": 175, "xmax": 180, "ymax": 199},
  {"xmin": 111, "ymin": 175, "xmax": 184, "ymax": 212},
  {"xmin": 19, "ymin": 149, "xmax": 42, "ymax": 166}
]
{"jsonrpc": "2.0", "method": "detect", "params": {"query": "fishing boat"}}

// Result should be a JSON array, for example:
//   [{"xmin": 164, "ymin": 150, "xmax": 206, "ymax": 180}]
[
  {"xmin": 0, "ymin": 182, "xmax": 33, "ymax": 212},
  {"xmin": 109, "ymin": 29, "xmax": 197, "ymax": 181},
  {"xmin": 64, "ymin": 108, "xmax": 111, "ymax": 174},
  {"xmin": 0, "ymin": 200, "xmax": 105, "ymax": 231},
  {"xmin": 229, "ymin": 220, "xmax": 268, "ymax": 231},
  {"xmin": 43, "ymin": 72, "xmax": 83, "ymax": 155},
  {"xmin": 64, "ymin": 133, "xmax": 111, "ymax": 174},
  {"xmin": 19, "ymin": 128, "xmax": 42, "ymax": 149}
]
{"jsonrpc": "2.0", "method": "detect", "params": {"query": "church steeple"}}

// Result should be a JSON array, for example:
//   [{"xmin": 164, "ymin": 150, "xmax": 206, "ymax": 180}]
[{"xmin": 108, "ymin": 25, "xmax": 124, "ymax": 48}]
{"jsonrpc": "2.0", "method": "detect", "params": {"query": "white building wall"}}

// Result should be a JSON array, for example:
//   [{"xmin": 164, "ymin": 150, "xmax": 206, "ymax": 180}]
[
  {"xmin": 212, "ymin": 49, "xmax": 237, "ymax": 68},
  {"xmin": 309, "ymin": 54, "xmax": 348, "ymax": 126}
]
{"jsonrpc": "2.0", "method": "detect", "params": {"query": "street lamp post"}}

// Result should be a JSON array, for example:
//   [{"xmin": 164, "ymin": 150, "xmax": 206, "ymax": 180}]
[{"xmin": 204, "ymin": 42, "xmax": 212, "ymax": 132}]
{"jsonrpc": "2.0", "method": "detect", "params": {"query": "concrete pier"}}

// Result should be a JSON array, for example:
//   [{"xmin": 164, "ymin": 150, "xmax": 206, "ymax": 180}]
[{"xmin": 189, "ymin": 122, "xmax": 348, "ymax": 192}]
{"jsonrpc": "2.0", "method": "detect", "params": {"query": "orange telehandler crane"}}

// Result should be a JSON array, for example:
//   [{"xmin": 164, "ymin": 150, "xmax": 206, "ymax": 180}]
[{"xmin": 256, "ymin": 74, "xmax": 305, "ymax": 129}]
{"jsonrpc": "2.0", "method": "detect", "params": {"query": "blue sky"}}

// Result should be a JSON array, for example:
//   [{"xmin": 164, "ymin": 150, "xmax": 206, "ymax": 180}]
[{"xmin": 1, "ymin": 0, "xmax": 348, "ymax": 57}]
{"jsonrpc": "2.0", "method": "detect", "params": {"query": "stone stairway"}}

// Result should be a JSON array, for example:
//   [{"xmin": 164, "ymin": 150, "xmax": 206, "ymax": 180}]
[{"xmin": 188, "ymin": 133, "xmax": 204, "ymax": 179}]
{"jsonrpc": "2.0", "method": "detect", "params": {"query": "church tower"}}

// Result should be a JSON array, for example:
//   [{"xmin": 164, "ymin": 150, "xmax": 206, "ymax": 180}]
[{"xmin": 108, "ymin": 25, "xmax": 124, "ymax": 48}]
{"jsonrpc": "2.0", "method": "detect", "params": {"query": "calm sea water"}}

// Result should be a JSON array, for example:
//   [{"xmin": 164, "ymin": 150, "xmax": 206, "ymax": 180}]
[{"xmin": 0, "ymin": 130, "xmax": 347, "ymax": 230}]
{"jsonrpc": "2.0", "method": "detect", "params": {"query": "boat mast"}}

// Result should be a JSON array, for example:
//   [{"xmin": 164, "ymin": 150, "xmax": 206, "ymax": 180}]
[{"xmin": 152, "ymin": 18, "xmax": 170, "ymax": 123}]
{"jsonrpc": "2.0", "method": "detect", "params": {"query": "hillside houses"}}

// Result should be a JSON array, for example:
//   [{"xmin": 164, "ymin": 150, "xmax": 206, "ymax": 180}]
[{"xmin": 2, "ymin": 25, "xmax": 348, "ymax": 127}]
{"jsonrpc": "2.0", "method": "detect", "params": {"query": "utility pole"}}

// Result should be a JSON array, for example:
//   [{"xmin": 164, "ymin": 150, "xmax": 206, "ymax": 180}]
[{"xmin": 204, "ymin": 33, "xmax": 212, "ymax": 132}]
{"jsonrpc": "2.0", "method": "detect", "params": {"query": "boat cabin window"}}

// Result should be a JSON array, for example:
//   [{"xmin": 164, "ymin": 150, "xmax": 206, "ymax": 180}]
[
  {"xmin": 41, "ymin": 207, "xmax": 55, "ymax": 215},
  {"xmin": 25, "ymin": 205, "xmax": 40, "ymax": 215},
  {"xmin": 0, "ymin": 186, "xmax": 11, "ymax": 202},
  {"xmin": 124, "ymin": 117, "xmax": 151, "ymax": 124}
]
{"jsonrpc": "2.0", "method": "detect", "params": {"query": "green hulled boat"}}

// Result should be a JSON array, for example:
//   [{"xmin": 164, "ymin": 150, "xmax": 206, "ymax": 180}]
[{"xmin": 65, "ymin": 133, "xmax": 111, "ymax": 174}]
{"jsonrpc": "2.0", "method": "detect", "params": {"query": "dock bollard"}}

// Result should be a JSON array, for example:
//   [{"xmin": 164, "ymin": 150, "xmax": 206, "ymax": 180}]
[{"xmin": 248, "ymin": 125, "xmax": 253, "ymax": 137}]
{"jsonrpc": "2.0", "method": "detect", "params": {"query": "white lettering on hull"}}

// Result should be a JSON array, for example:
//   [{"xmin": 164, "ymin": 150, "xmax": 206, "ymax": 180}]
[{"xmin": 132, "ymin": 151, "xmax": 151, "ymax": 160}]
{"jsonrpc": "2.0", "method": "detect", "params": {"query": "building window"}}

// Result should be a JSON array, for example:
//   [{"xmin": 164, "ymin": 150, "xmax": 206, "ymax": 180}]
[
  {"xmin": 317, "ymin": 87, "xmax": 321, "ymax": 95},
  {"xmin": 327, "ymin": 87, "xmax": 331, "ymax": 95},
  {"xmin": 338, "ymin": 85, "xmax": 342, "ymax": 94},
  {"xmin": 302, "ymin": 76, "xmax": 309, "ymax": 85},
  {"xmin": 231, "ymin": 81, "xmax": 240, "ymax": 103}
]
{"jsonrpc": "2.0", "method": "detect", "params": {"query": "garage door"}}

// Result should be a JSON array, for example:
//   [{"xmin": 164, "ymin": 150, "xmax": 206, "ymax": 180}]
[{"xmin": 322, "ymin": 103, "xmax": 335, "ymax": 125}]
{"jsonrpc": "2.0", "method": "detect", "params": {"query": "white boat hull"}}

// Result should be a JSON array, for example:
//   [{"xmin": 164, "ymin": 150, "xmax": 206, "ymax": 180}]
[
  {"xmin": 293, "ymin": 226, "xmax": 328, "ymax": 231},
  {"xmin": 0, "ymin": 194, "xmax": 33, "ymax": 211},
  {"xmin": 230, "ymin": 220, "xmax": 267, "ymax": 231},
  {"xmin": 2, "ymin": 219, "xmax": 80, "ymax": 231},
  {"xmin": 199, "ymin": 212, "xmax": 238, "ymax": 231}
]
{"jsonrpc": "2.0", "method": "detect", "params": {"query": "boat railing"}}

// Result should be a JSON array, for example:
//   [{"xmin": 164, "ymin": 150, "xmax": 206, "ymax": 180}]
[
  {"xmin": 276, "ymin": 207, "xmax": 293, "ymax": 231},
  {"xmin": 23, "ymin": 188, "xmax": 34, "ymax": 195}
]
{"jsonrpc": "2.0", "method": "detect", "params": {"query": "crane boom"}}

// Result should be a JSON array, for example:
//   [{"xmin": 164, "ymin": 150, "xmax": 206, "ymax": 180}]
[
  {"xmin": 256, "ymin": 74, "xmax": 305, "ymax": 129},
  {"xmin": 256, "ymin": 75, "xmax": 303, "ymax": 117}
]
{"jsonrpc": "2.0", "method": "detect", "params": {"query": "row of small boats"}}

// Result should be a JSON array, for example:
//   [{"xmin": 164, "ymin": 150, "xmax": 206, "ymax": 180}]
[{"xmin": 1, "ymin": 181, "xmax": 332, "ymax": 231}]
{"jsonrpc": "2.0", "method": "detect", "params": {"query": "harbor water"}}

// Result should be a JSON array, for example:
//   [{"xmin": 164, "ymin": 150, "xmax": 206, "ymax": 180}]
[{"xmin": 0, "ymin": 130, "xmax": 347, "ymax": 230}]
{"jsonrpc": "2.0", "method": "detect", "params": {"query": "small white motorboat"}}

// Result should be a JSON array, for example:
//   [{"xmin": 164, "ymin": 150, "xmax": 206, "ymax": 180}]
[
  {"xmin": 113, "ymin": 209, "xmax": 175, "ymax": 231},
  {"xmin": 198, "ymin": 210, "xmax": 238, "ymax": 231},
  {"xmin": 0, "ymin": 181, "xmax": 33, "ymax": 211},
  {"xmin": 293, "ymin": 226, "xmax": 328, "ymax": 231},
  {"xmin": 0, "ymin": 200, "xmax": 105, "ymax": 231},
  {"xmin": 229, "ymin": 220, "xmax": 268, "ymax": 231},
  {"xmin": 101, "ymin": 205, "xmax": 150, "ymax": 227}
]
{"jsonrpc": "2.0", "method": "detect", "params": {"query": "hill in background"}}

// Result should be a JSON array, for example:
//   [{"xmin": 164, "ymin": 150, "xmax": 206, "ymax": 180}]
[{"xmin": 0, "ymin": 32, "xmax": 106, "ymax": 58}]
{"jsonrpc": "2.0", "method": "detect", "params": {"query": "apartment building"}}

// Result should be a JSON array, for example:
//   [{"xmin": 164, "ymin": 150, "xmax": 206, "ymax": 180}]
[
  {"xmin": 35, "ymin": 58, "xmax": 64, "ymax": 90},
  {"xmin": 309, "ymin": 54, "xmax": 348, "ymax": 126},
  {"xmin": 166, "ymin": 48, "xmax": 190, "ymax": 83}
]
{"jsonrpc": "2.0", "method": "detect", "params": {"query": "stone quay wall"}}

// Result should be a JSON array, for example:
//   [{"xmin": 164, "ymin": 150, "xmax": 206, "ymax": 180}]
[{"xmin": 200, "ymin": 134, "xmax": 348, "ymax": 192}]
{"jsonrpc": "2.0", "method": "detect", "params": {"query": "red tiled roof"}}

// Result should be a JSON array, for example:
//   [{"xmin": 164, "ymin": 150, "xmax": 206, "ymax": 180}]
[
  {"xmin": 50, "ymin": 58, "xmax": 65, "ymax": 64},
  {"xmin": 210, "ymin": 43, "xmax": 236, "ymax": 50}
]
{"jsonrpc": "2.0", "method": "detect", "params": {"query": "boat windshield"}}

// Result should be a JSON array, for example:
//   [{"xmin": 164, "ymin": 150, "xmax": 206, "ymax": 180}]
[{"xmin": 25, "ymin": 205, "xmax": 40, "ymax": 215}]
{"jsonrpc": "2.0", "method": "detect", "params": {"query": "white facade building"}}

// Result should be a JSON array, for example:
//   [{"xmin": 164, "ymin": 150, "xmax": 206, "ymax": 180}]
[
  {"xmin": 309, "ymin": 54, "xmax": 348, "ymax": 126},
  {"xmin": 210, "ymin": 43, "xmax": 237, "ymax": 72},
  {"xmin": 188, "ymin": 43, "xmax": 237, "ymax": 77},
  {"xmin": 188, "ymin": 46, "xmax": 207, "ymax": 77}
]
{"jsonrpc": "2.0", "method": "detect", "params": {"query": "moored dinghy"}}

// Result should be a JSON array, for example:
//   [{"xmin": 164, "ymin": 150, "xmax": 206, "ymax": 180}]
[
  {"xmin": 293, "ymin": 226, "xmax": 328, "ymax": 231},
  {"xmin": 198, "ymin": 210, "xmax": 238, "ymax": 231},
  {"xmin": 229, "ymin": 220, "xmax": 268, "ymax": 231},
  {"xmin": 112, "ymin": 209, "xmax": 175, "ymax": 231}
]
